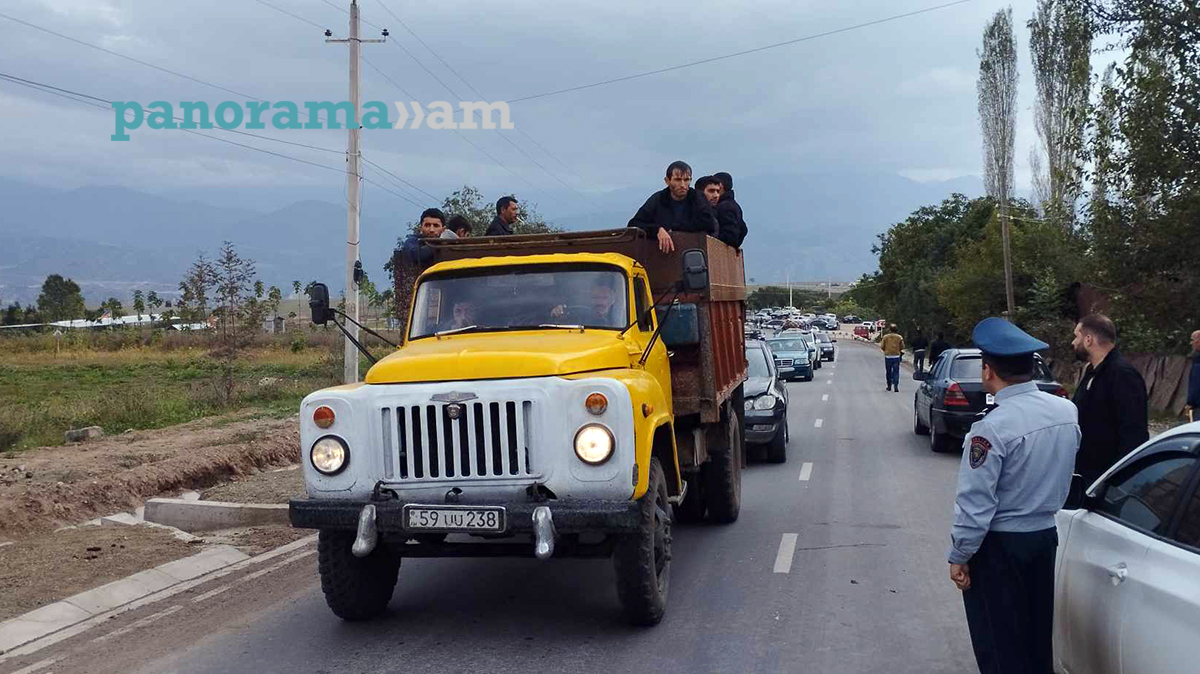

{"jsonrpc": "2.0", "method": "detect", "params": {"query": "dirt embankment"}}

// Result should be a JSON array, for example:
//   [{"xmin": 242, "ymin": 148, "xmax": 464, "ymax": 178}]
[{"xmin": 0, "ymin": 413, "xmax": 300, "ymax": 540}]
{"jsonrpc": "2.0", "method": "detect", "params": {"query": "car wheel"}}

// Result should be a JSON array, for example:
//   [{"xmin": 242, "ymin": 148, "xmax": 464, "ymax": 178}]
[
  {"xmin": 914, "ymin": 398, "xmax": 930, "ymax": 436},
  {"xmin": 766, "ymin": 417, "xmax": 788, "ymax": 464},
  {"xmin": 929, "ymin": 409, "xmax": 952, "ymax": 453}
]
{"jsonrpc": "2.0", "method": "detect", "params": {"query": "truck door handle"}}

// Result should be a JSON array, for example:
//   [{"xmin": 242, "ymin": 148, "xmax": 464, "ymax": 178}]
[{"xmin": 1107, "ymin": 563, "xmax": 1128, "ymax": 584}]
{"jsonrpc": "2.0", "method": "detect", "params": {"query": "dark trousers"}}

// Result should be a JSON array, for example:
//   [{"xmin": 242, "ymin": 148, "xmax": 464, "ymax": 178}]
[
  {"xmin": 884, "ymin": 356, "xmax": 900, "ymax": 389},
  {"xmin": 962, "ymin": 528, "xmax": 1058, "ymax": 674},
  {"xmin": 914, "ymin": 349, "xmax": 926, "ymax": 372}
]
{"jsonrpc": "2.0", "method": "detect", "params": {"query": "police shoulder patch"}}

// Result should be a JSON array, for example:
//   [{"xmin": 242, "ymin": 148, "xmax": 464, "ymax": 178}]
[{"xmin": 969, "ymin": 436, "xmax": 992, "ymax": 469}]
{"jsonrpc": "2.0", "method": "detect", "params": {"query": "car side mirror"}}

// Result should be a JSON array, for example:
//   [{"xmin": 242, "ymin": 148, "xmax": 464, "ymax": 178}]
[
  {"xmin": 1063, "ymin": 473, "xmax": 1087, "ymax": 510},
  {"xmin": 912, "ymin": 371, "xmax": 928, "ymax": 381},
  {"xmin": 308, "ymin": 283, "xmax": 332, "ymax": 326},
  {"xmin": 680, "ymin": 249, "xmax": 709, "ymax": 292}
]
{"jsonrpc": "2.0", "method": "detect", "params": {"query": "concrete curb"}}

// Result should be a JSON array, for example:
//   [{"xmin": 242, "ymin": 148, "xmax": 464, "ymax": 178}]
[
  {"xmin": 144, "ymin": 499, "xmax": 290, "ymax": 533},
  {"xmin": 0, "ymin": 544, "xmax": 249, "ymax": 654}
]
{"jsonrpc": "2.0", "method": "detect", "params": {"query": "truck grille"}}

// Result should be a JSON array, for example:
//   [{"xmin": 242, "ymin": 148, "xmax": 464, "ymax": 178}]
[{"xmin": 379, "ymin": 401, "xmax": 536, "ymax": 481}]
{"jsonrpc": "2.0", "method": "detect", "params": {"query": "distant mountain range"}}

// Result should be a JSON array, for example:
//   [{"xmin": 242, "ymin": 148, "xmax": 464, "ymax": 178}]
[{"xmin": 0, "ymin": 173, "xmax": 984, "ymax": 306}]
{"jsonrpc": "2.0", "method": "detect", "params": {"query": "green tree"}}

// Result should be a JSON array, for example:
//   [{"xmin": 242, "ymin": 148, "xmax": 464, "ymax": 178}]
[
  {"xmin": 36, "ymin": 274, "xmax": 86, "ymax": 322},
  {"xmin": 267, "ymin": 285, "xmax": 283, "ymax": 319},
  {"xmin": 132, "ymin": 290, "xmax": 146, "ymax": 319},
  {"xmin": 101, "ymin": 297, "xmax": 124, "ymax": 320},
  {"xmin": 978, "ymin": 7, "xmax": 1020, "ymax": 315},
  {"xmin": 3, "ymin": 302, "xmax": 22, "ymax": 326}
]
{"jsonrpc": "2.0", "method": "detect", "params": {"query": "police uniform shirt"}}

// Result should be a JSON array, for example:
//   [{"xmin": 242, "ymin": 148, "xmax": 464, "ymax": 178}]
[{"xmin": 947, "ymin": 381, "xmax": 1081, "ymax": 564}]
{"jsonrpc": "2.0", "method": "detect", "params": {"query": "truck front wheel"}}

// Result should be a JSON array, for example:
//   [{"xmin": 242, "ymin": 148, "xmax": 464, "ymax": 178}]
[
  {"xmin": 613, "ymin": 457, "xmax": 672, "ymax": 626},
  {"xmin": 703, "ymin": 409, "xmax": 742, "ymax": 524},
  {"xmin": 317, "ymin": 530, "xmax": 401, "ymax": 621}
]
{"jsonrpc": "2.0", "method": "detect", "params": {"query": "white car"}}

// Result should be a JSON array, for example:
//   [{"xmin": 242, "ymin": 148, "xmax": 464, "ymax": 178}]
[{"xmin": 1053, "ymin": 422, "xmax": 1200, "ymax": 674}]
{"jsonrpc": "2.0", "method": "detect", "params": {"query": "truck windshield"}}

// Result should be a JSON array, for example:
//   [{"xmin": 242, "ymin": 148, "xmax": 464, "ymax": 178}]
[{"xmin": 408, "ymin": 264, "xmax": 629, "ymax": 340}]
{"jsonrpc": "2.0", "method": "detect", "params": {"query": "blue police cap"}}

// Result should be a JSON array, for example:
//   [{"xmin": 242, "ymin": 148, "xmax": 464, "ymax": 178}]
[{"xmin": 971, "ymin": 317, "xmax": 1048, "ymax": 356}]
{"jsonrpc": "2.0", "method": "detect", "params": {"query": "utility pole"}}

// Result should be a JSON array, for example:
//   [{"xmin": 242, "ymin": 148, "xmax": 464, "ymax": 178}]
[{"xmin": 326, "ymin": 1, "xmax": 385, "ymax": 384}]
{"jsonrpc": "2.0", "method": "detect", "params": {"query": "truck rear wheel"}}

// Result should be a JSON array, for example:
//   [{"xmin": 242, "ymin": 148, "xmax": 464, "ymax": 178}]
[
  {"xmin": 672, "ymin": 472, "xmax": 705, "ymax": 523},
  {"xmin": 703, "ymin": 409, "xmax": 742, "ymax": 524},
  {"xmin": 613, "ymin": 457, "xmax": 672, "ymax": 626},
  {"xmin": 317, "ymin": 530, "xmax": 401, "ymax": 621}
]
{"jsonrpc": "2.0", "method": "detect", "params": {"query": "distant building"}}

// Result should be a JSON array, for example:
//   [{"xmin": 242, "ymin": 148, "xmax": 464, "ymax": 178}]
[{"xmin": 262, "ymin": 316, "xmax": 286, "ymax": 334}]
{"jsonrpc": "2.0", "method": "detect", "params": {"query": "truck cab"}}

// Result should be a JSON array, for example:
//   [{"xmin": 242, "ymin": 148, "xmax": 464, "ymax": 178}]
[{"xmin": 290, "ymin": 229, "xmax": 746, "ymax": 626}]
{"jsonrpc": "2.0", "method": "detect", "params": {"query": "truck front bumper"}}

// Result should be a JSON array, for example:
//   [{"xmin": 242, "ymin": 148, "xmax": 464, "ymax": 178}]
[{"xmin": 290, "ymin": 497, "xmax": 641, "ymax": 535}]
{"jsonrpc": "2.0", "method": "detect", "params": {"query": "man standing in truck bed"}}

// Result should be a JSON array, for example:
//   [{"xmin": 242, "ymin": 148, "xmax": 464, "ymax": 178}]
[{"xmin": 629, "ymin": 160, "xmax": 717, "ymax": 253}]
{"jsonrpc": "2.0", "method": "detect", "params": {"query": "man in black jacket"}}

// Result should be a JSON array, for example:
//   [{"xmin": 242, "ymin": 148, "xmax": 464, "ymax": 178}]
[
  {"xmin": 930, "ymin": 332, "xmax": 951, "ymax": 364},
  {"xmin": 1071, "ymin": 314, "xmax": 1149, "ymax": 485},
  {"xmin": 911, "ymin": 332, "xmax": 930, "ymax": 373},
  {"xmin": 712, "ymin": 171, "xmax": 747, "ymax": 248},
  {"xmin": 628, "ymin": 160, "xmax": 717, "ymax": 253},
  {"xmin": 486, "ymin": 195, "xmax": 519, "ymax": 236}
]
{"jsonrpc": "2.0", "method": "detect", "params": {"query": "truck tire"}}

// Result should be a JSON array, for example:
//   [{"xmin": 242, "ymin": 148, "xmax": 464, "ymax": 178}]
[
  {"xmin": 613, "ymin": 457, "xmax": 672, "ymax": 626},
  {"xmin": 703, "ymin": 408, "xmax": 742, "ymax": 524},
  {"xmin": 672, "ymin": 472, "xmax": 706, "ymax": 523},
  {"xmin": 317, "ymin": 530, "xmax": 401, "ymax": 621}
]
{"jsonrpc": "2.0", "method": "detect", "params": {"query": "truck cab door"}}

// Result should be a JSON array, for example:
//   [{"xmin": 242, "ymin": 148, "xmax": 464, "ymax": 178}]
[{"xmin": 631, "ymin": 274, "xmax": 669, "ymax": 376}]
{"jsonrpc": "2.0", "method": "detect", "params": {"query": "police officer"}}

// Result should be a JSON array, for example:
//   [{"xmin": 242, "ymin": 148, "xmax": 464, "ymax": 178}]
[{"xmin": 947, "ymin": 317, "xmax": 1080, "ymax": 674}]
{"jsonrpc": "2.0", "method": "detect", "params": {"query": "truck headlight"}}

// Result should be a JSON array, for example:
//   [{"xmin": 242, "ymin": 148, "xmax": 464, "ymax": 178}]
[
  {"xmin": 574, "ymin": 424, "xmax": 614, "ymax": 465},
  {"xmin": 310, "ymin": 436, "xmax": 348, "ymax": 475},
  {"xmin": 753, "ymin": 394, "xmax": 777, "ymax": 411}
]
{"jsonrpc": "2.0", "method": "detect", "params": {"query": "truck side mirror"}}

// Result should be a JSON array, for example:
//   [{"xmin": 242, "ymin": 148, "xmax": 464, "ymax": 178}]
[
  {"xmin": 681, "ymin": 249, "xmax": 708, "ymax": 292},
  {"xmin": 308, "ymin": 283, "xmax": 332, "ymax": 326},
  {"xmin": 1063, "ymin": 473, "xmax": 1087, "ymax": 510}
]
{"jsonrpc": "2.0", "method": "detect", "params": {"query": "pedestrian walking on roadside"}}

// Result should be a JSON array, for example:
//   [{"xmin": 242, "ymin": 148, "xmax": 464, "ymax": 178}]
[
  {"xmin": 1070, "ymin": 314, "xmax": 1149, "ymax": 486},
  {"xmin": 948, "ymin": 317, "xmax": 1080, "ymax": 674},
  {"xmin": 1186, "ymin": 330, "xmax": 1200, "ymax": 423},
  {"xmin": 930, "ymin": 332, "xmax": 951, "ymax": 364},
  {"xmin": 880, "ymin": 324, "xmax": 904, "ymax": 392},
  {"xmin": 486, "ymin": 195, "xmax": 519, "ymax": 236},
  {"xmin": 912, "ymin": 331, "xmax": 930, "ymax": 373}
]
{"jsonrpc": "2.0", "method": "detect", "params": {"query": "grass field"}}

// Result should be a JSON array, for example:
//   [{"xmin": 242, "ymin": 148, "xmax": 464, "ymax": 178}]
[{"xmin": 0, "ymin": 327, "xmax": 399, "ymax": 453}]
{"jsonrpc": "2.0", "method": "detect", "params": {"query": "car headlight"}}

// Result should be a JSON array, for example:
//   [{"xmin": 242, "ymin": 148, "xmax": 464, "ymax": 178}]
[
  {"xmin": 574, "ymin": 424, "xmax": 614, "ymax": 464},
  {"xmin": 753, "ymin": 394, "xmax": 777, "ymax": 411},
  {"xmin": 310, "ymin": 436, "xmax": 348, "ymax": 475}
]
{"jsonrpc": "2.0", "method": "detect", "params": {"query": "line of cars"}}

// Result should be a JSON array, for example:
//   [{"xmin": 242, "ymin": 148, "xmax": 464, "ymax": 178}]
[{"xmin": 910, "ymin": 348, "xmax": 1200, "ymax": 672}]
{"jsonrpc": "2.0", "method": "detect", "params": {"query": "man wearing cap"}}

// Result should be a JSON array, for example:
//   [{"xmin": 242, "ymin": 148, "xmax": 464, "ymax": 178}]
[{"xmin": 947, "ymin": 317, "xmax": 1080, "ymax": 674}]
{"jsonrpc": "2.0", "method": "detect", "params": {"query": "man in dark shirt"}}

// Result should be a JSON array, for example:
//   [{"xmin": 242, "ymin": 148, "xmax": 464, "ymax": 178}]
[
  {"xmin": 930, "ymin": 332, "xmax": 951, "ymax": 364},
  {"xmin": 486, "ymin": 195, "xmax": 519, "ymax": 236},
  {"xmin": 712, "ymin": 171, "xmax": 747, "ymax": 248},
  {"xmin": 912, "ymin": 332, "xmax": 930, "ymax": 373},
  {"xmin": 628, "ymin": 160, "xmax": 717, "ymax": 253},
  {"xmin": 1070, "ymin": 314, "xmax": 1149, "ymax": 485}
]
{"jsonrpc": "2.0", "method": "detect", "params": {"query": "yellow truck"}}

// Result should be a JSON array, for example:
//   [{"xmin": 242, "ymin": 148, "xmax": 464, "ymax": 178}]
[{"xmin": 289, "ymin": 229, "xmax": 747, "ymax": 625}]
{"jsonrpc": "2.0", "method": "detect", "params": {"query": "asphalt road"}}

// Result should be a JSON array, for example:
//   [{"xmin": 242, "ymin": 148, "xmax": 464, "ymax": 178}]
[{"xmin": 5, "ymin": 341, "xmax": 978, "ymax": 674}]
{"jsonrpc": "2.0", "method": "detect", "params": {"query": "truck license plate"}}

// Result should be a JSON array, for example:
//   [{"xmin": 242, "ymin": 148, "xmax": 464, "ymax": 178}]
[{"xmin": 403, "ymin": 505, "xmax": 506, "ymax": 533}]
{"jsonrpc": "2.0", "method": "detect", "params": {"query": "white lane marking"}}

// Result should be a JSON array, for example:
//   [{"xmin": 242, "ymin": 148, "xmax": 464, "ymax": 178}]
[
  {"xmin": 821, "ymin": 394, "xmax": 829, "ymax": 402},
  {"xmin": 798, "ymin": 462, "xmax": 813, "ymax": 481},
  {"xmin": 774, "ymin": 534, "xmax": 799, "ymax": 574},
  {"xmin": 814, "ymin": 419, "xmax": 823, "ymax": 428},
  {"xmin": 11, "ymin": 657, "xmax": 61, "ymax": 674},
  {"xmin": 0, "ymin": 534, "xmax": 318, "ymax": 664},
  {"xmin": 826, "ymin": 380, "xmax": 832, "ymax": 385},
  {"xmin": 191, "ymin": 549, "xmax": 314, "ymax": 604},
  {"xmin": 93, "ymin": 605, "xmax": 183, "ymax": 643}
]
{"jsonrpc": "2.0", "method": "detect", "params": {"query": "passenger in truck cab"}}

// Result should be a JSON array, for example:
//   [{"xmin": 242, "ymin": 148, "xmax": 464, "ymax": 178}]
[
  {"xmin": 401, "ymin": 208, "xmax": 446, "ymax": 266},
  {"xmin": 628, "ymin": 160, "xmax": 717, "ymax": 254}
]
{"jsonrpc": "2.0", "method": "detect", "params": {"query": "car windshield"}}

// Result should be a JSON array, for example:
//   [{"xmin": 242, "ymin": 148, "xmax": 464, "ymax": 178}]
[
  {"xmin": 768, "ymin": 339, "xmax": 808, "ymax": 353},
  {"xmin": 746, "ymin": 346, "xmax": 771, "ymax": 379},
  {"xmin": 408, "ymin": 264, "xmax": 628, "ymax": 340},
  {"xmin": 816, "ymin": 333, "xmax": 831, "ymax": 343}
]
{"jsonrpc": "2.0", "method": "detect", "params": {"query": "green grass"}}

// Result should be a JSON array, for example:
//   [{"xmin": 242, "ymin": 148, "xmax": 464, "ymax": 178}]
[{"xmin": 0, "ymin": 348, "xmax": 340, "ymax": 452}]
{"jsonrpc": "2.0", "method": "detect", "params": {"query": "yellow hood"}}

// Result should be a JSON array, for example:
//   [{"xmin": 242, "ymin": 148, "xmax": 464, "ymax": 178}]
[{"xmin": 365, "ymin": 330, "xmax": 637, "ymax": 384}]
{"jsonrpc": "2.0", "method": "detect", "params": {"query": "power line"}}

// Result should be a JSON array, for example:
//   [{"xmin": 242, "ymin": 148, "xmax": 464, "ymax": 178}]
[
  {"xmin": 360, "ymin": 155, "xmax": 438, "ymax": 201},
  {"xmin": 0, "ymin": 10, "xmax": 260, "ymax": 101},
  {"xmin": 374, "ymin": 0, "xmax": 593, "ymax": 185},
  {"xmin": 2, "ymin": 7, "xmax": 440, "ymax": 202},
  {"xmin": 0, "ymin": 70, "xmax": 429, "ymax": 210},
  {"xmin": 506, "ymin": 0, "xmax": 976, "ymax": 103}
]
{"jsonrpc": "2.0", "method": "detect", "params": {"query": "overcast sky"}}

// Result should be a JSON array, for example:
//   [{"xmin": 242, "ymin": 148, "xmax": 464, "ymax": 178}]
[{"xmin": 0, "ymin": 0, "xmax": 1119, "ymax": 216}]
